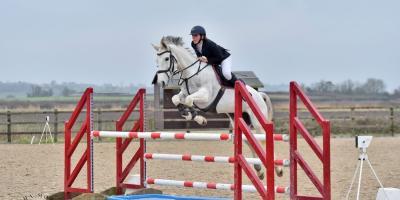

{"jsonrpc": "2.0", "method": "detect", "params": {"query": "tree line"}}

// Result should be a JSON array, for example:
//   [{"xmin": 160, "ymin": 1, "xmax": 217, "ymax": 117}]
[
  {"xmin": 303, "ymin": 78, "xmax": 400, "ymax": 97},
  {"xmin": 0, "ymin": 81, "xmax": 146, "ymax": 98},
  {"xmin": 0, "ymin": 79, "xmax": 399, "ymax": 98}
]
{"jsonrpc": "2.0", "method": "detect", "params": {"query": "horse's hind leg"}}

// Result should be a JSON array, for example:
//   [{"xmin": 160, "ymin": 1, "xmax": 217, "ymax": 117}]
[
  {"xmin": 249, "ymin": 139, "xmax": 284, "ymax": 180},
  {"xmin": 246, "ymin": 113, "xmax": 283, "ymax": 180},
  {"xmin": 250, "ymin": 145, "xmax": 265, "ymax": 180}
]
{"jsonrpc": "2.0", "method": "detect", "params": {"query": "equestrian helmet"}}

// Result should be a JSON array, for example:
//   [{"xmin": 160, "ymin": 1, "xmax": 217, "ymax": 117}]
[{"xmin": 190, "ymin": 26, "xmax": 206, "ymax": 35}]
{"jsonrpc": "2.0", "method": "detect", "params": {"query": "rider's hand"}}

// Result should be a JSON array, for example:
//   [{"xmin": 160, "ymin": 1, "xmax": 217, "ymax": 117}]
[{"xmin": 199, "ymin": 56, "xmax": 208, "ymax": 63}]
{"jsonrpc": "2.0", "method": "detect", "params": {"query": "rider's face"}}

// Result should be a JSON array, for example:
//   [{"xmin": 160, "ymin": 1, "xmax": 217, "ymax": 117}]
[{"xmin": 192, "ymin": 34, "xmax": 201, "ymax": 44}]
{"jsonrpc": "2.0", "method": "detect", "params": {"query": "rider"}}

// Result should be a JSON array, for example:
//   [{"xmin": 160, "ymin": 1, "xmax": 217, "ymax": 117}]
[{"xmin": 190, "ymin": 25, "xmax": 240, "ymax": 87}]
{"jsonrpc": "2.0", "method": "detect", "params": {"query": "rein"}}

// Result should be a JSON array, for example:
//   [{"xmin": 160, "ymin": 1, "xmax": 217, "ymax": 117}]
[
  {"xmin": 156, "ymin": 50, "xmax": 210, "ymax": 93},
  {"xmin": 156, "ymin": 49, "xmax": 224, "ymax": 113}
]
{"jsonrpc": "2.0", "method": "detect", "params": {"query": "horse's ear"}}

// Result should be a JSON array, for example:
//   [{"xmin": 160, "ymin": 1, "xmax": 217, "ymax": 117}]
[
  {"xmin": 151, "ymin": 43, "xmax": 160, "ymax": 51},
  {"xmin": 160, "ymin": 37, "xmax": 168, "ymax": 49}
]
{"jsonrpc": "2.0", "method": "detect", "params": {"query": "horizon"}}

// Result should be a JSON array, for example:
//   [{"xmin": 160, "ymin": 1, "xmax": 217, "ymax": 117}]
[{"xmin": 0, "ymin": 78, "xmax": 397, "ymax": 95}]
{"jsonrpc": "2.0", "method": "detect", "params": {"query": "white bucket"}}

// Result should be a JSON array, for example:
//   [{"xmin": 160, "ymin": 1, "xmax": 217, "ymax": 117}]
[
  {"xmin": 125, "ymin": 174, "xmax": 141, "ymax": 194},
  {"xmin": 376, "ymin": 187, "xmax": 400, "ymax": 200}
]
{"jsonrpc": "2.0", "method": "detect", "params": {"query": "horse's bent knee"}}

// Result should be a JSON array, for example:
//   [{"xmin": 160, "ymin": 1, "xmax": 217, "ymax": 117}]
[
  {"xmin": 184, "ymin": 96, "xmax": 194, "ymax": 107},
  {"xmin": 172, "ymin": 95, "xmax": 181, "ymax": 106}
]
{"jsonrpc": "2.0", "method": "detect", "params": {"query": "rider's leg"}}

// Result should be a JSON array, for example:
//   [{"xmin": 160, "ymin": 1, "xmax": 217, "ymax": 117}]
[
  {"xmin": 221, "ymin": 56, "xmax": 232, "ymax": 80},
  {"xmin": 221, "ymin": 56, "xmax": 244, "ymax": 86}
]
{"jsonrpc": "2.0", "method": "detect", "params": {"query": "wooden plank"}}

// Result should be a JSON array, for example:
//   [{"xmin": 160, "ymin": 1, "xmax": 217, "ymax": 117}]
[{"xmin": 163, "ymin": 89, "xmax": 177, "ymax": 109}]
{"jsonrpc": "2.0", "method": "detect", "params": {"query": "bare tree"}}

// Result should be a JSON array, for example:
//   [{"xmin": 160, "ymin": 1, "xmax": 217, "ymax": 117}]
[
  {"xmin": 394, "ymin": 86, "xmax": 400, "ymax": 97},
  {"xmin": 338, "ymin": 80, "xmax": 356, "ymax": 94},
  {"xmin": 359, "ymin": 78, "xmax": 386, "ymax": 94},
  {"xmin": 310, "ymin": 80, "xmax": 335, "ymax": 93},
  {"xmin": 62, "ymin": 87, "xmax": 76, "ymax": 97},
  {"xmin": 27, "ymin": 85, "xmax": 53, "ymax": 97}
]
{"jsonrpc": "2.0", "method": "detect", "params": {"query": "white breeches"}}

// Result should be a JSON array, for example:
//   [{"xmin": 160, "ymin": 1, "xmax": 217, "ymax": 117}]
[{"xmin": 221, "ymin": 56, "xmax": 232, "ymax": 80}]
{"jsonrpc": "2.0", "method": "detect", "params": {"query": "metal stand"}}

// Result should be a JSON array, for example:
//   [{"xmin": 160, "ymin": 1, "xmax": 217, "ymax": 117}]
[
  {"xmin": 345, "ymin": 146, "xmax": 389, "ymax": 200},
  {"xmin": 39, "ymin": 116, "xmax": 54, "ymax": 144}
]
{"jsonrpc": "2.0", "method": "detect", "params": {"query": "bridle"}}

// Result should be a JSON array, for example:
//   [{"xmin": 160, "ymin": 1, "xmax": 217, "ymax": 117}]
[
  {"xmin": 156, "ymin": 50, "xmax": 209, "ymax": 89},
  {"xmin": 155, "ymin": 50, "xmax": 178, "ymax": 80},
  {"xmin": 155, "ymin": 49, "xmax": 225, "ymax": 112}
]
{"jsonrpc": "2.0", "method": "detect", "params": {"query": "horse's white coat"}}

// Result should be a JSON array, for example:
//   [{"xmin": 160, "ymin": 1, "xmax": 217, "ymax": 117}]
[{"xmin": 152, "ymin": 36, "xmax": 281, "ymax": 178}]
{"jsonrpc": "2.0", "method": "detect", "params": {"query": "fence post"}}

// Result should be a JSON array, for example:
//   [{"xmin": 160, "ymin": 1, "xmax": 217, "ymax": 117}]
[
  {"xmin": 153, "ymin": 83, "xmax": 163, "ymax": 130},
  {"xmin": 350, "ymin": 107, "xmax": 355, "ymax": 121},
  {"xmin": 97, "ymin": 108, "xmax": 102, "ymax": 141},
  {"xmin": 7, "ymin": 111, "xmax": 11, "ymax": 143},
  {"xmin": 390, "ymin": 107, "xmax": 394, "ymax": 137},
  {"xmin": 350, "ymin": 107, "xmax": 355, "ymax": 134},
  {"xmin": 54, "ymin": 109, "xmax": 58, "ymax": 142}
]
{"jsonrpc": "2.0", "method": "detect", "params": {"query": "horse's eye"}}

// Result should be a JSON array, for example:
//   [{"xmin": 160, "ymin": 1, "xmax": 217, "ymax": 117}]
[{"xmin": 165, "ymin": 57, "xmax": 169, "ymax": 61}]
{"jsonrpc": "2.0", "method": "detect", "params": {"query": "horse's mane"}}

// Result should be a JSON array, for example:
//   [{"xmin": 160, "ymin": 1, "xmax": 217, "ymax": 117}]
[
  {"xmin": 161, "ymin": 36, "xmax": 195, "ymax": 57},
  {"xmin": 161, "ymin": 36, "xmax": 184, "ymax": 46}
]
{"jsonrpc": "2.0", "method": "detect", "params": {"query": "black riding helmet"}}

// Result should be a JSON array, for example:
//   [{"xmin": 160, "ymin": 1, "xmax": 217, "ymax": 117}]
[{"xmin": 190, "ymin": 26, "xmax": 206, "ymax": 36}]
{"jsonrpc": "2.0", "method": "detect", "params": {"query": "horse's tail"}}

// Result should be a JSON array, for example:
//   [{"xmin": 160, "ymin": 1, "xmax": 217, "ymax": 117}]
[{"xmin": 258, "ymin": 91, "xmax": 273, "ymax": 121}]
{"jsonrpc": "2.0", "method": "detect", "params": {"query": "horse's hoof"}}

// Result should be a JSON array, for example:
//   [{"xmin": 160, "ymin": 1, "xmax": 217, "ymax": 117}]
[
  {"xmin": 194, "ymin": 116, "xmax": 207, "ymax": 126},
  {"xmin": 258, "ymin": 172, "xmax": 264, "ymax": 180},
  {"xmin": 276, "ymin": 168, "xmax": 283, "ymax": 177},
  {"xmin": 277, "ymin": 170, "xmax": 283, "ymax": 177},
  {"xmin": 183, "ymin": 113, "xmax": 192, "ymax": 120},
  {"xmin": 253, "ymin": 164, "xmax": 262, "ymax": 171}
]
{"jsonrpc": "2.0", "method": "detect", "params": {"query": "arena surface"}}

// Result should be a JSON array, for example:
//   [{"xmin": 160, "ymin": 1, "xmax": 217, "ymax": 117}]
[{"xmin": 1, "ymin": 136, "xmax": 399, "ymax": 200}]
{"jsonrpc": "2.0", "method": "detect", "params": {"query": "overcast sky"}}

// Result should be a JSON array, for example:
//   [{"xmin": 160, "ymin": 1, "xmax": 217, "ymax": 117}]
[{"xmin": 1, "ymin": 1, "xmax": 399, "ymax": 91}]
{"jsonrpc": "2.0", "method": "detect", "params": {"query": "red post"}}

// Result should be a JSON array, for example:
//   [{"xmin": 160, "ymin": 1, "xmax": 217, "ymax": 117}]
[
  {"xmin": 323, "ymin": 121, "xmax": 331, "ymax": 200},
  {"xmin": 64, "ymin": 87, "xmax": 93, "ymax": 199},
  {"xmin": 289, "ymin": 82, "xmax": 298, "ymax": 199},
  {"xmin": 64, "ymin": 122, "xmax": 70, "ymax": 200},
  {"xmin": 289, "ymin": 81, "xmax": 331, "ymax": 200},
  {"xmin": 115, "ymin": 88, "xmax": 146, "ymax": 194},
  {"xmin": 234, "ymin": 81, "xmax": 243, "ymax": 200},
  {"xmin": 265, "ymin": 122, "xmax": 275, "ymax": 200},
  {"xmin": 139, "ymin": 90, "xmax": 145, "ymax": 188},
  {"xmin": 234, "ymin": 81, "xmax": 276, "ymax": 200},
  {"xmin": 86, "ymin": 91, "xmax": 93, "ymax": 193},
  {"xmin": 116, "ymin": 124, "xmax": 122, "ymax": 194}
]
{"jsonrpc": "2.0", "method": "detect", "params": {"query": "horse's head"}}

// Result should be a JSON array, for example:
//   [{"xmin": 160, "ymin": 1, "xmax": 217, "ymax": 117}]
[
  {"xmin": 151, "ymin": 37, "xmax": 177, "ymax": 87},
  {"xmin": 152, "ymin": 36, "xmax": 194, "ymax": 88}
]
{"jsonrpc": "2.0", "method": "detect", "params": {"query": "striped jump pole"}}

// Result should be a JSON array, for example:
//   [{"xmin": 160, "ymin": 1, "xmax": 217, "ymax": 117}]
[
  {"xmin": 144, "ymin": 153, "xmax": 290, "ymax": 167},
  {"xmin": 92, "ymin": 131, "xmax": 289, "ymax": 142},
  {"xmin": 146, "ymin": 178, "xmax": 289, "ymax": 194}
]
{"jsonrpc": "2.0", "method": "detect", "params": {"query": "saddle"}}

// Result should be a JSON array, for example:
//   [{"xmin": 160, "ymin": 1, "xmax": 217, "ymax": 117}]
[
  {"xmin": 211, "ymin": 65, "xmax": 243, "ymax": 88},
  {"xmin": 190, "ymin": 65, "xmax": 245, "ymax": 113}
]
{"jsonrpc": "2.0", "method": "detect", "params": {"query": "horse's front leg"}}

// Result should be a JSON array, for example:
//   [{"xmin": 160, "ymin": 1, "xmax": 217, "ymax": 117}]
[
  {"xmin": 183, "ymin": 88, "xmax": 209, "ymax": 125},
  {"xmin": 172, "ymin": 91, "xmax": 192, "ymax": 120},
  {"xmin": 171, "ymin": 91, "xmax": 204, "ymax": 123}
]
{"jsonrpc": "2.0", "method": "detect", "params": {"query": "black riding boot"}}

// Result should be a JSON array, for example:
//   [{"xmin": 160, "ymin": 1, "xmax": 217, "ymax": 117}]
[{"xmin": 227, "ymin": 73, "xmax": 245, "ymax": 87}]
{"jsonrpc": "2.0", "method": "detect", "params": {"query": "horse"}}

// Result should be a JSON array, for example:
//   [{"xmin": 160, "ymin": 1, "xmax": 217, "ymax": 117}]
[{"xmin": 151, "ymin": 36, "xmax": 282, "ymax": 179}]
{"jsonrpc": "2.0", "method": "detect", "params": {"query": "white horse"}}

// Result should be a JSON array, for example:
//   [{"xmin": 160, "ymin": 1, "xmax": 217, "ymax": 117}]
[{"xmin": 152, "ymin": 36, "xmax": 282, "ymax": 179}]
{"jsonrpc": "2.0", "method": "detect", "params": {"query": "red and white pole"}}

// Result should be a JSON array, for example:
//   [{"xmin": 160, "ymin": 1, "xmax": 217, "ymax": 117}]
[
  {"xmin": 92, "ymin": 131, "xmax": 288, "ymax": 142},
  {"xmin": 144, "ymin": 153, "xmax": 290, "ymax": 167},
  {"xmin": 146, "ymin": 178, "xmax": 289, "ymax": 194}
]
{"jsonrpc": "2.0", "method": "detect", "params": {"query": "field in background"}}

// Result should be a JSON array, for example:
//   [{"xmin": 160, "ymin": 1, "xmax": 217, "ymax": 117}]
[{"xmin": 0, "ymin": 92, "xmax": 399, "ymax": 143}]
